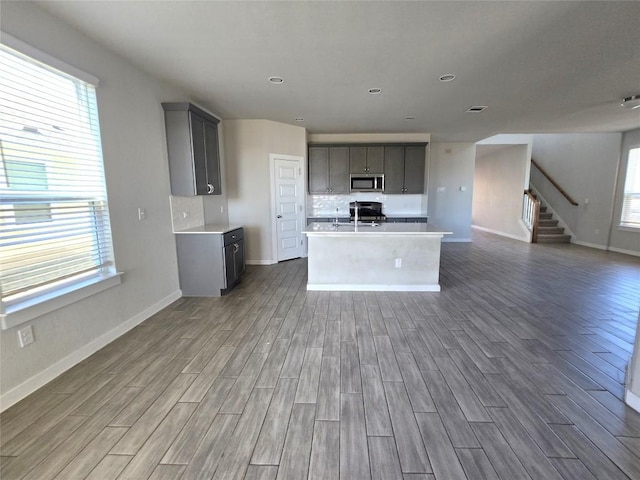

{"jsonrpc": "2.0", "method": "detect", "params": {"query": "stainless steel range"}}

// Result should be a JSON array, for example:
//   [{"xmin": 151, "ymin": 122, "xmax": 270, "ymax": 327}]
[{"xmin": 349, "ymin": 201, "xmax": 386, "ymax": 223}]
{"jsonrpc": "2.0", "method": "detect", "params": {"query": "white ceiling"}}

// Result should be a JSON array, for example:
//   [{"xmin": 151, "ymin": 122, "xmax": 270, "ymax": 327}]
[{"xmin": 36, "ymin": 0, "xmax": 640, "ymax": 142}]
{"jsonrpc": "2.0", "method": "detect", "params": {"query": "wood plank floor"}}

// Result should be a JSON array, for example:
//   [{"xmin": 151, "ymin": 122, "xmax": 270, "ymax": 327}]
[{"xmin": 2, "ymin": 231, "xmax": 640, "ymax": 480}]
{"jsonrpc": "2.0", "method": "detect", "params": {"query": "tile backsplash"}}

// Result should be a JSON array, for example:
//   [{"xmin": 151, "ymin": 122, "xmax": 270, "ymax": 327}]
[
  {"xmin": 307, "ymin": 193, "xmax": 424, "ymax": 217},
  {"xmin": 170, "ymin": 195, "xmax": 205, "ymax": 231}
]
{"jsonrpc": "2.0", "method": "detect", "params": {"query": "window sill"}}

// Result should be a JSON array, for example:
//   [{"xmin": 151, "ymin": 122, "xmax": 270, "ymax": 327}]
[
  {"xmin": 618, "ymin": 225, "xmax": 640, "ymax": 233},
  {"xmin": 1, "ymin": 273, "xmax": 122, "ymax": 330}
]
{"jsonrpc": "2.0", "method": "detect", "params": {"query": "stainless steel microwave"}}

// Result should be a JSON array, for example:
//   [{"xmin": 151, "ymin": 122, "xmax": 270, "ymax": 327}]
[{"xmin": 350, "ymin": 174, "xmax": 384, "ymax": 192}]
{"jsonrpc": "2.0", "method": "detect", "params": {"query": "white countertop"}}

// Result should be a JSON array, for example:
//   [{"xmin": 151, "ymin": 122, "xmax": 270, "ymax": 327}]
[
  {"xmin": 304, "ymin": 222, "xmax": 451, "ymax": 236},
  {"xmin": 174, "ymin": 224, "xmax": 243, "ymax": 234}
]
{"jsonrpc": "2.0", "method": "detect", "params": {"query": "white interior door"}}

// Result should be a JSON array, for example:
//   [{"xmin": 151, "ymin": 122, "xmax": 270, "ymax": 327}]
[{"xmin": 274, "ymin": 156, "xmax": 304, "ymax": 261}]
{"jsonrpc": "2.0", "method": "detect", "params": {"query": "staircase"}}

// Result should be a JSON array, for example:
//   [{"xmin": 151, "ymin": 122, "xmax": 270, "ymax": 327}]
[{"xmin": 536, "ymin": 205, "xmax": 571, "ymax": 243}]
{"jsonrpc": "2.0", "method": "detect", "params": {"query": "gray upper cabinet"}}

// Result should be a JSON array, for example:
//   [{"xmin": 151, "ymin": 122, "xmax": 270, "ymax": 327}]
[
  {"xmin": 350, "ymin": 146, "xmax": 384, "ymax": 174},
  {"xmin": 383, "ymin": 146, "xmax": 405, "ymax": 194},
  {"xmin": 384, "ymin": 144, "xmax": 426, "ymax": 194},
  {"xmin": 162, "ymin": 102, "xmax": 221, "ymax": 196},
  {"xmin": 403, "ymin": 145, "xmax": 426, "ymax": 194},
  {"xmin": 308, "ymin": 146, "xmax": 349, "ymax": 194}
]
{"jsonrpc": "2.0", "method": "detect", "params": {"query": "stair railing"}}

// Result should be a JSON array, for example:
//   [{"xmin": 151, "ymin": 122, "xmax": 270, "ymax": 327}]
[
  {"xmin": 523, "ymin": 190, "xmax": 540, "ymax": 243},
  {"xmin": 531, "ymin": 158, "xmax": 579, "ymax": 206}
]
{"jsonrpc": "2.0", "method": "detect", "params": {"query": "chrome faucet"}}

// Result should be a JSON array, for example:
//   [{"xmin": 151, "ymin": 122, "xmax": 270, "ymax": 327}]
[{"xmin": 354, "ymin": 201, "xmax": 359, "ymax": 227}]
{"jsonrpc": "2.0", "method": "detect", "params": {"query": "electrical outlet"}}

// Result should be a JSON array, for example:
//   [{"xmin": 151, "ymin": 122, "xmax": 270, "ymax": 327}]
[
  {"xmin": 18, "ymin": 325, "xmax": 34, "ymax": 347},
  {"xmin": 395, "ymin": 258, "xmax": 402, "ymax": 268},
  {"xmin": 137, "ymin": 207, "xmax": 146, "ymax": 221}
]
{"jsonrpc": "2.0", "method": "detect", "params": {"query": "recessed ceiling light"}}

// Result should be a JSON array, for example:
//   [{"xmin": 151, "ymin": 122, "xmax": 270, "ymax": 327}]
[
  {"xmin": 295, "ymin": 117, "xmax": 304, "ymax": 122},
  {"xmin": 268, "ymin": 76, "xmax": 284, "ymax": 84},
  {"xmin": 368, "ymin": 87, "xmax": 382, "ymax": 95},
  {"xmin": 439, "ymin": 74, "xmax": 456, "ymax": 82},
  {"xmin": 621, "ymin": 95, "xmax": 640, "ymax": 109},
  {"xmin": 466, "ymin": 105, "xmax": 488, "ymax": 113}
]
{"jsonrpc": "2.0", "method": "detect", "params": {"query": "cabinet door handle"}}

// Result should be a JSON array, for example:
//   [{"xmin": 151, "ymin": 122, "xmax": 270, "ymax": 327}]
[
  {"xmin": 276, "ymin": 215, "xmax": 282, "ymax": 219},
  {"xmin": 207, "ymin": 183, "xmax": 214, "ymax": 193},
  {"xmin": 233, "ymin": 243, "xmax": 239, "ymax": 253}
]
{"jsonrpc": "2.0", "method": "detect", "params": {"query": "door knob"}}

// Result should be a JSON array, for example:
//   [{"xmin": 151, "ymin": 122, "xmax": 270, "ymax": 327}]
[{"xmin": 277, "ymin": 215, "xmax": 282, "ymax": 218}]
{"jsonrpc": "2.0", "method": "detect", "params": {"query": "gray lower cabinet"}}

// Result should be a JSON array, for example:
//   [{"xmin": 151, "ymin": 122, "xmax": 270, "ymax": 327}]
[
  {"xmin": 223, "ymin": 229, "xmax": 245, "ymax": 292},
  {"xmin": 383, "ymin": 145, "xmax": 426, "ymax": 194},
  {"xmin": 163, "ymin": 102, "xmax": 221, "ymax": 196},
  {"xmin": 175, "ymin": 228, "xmax": 244, "ymax": 296},
  {"xmin": 308, "ymin": 146, "xmax": 349, "ymax": 194}
]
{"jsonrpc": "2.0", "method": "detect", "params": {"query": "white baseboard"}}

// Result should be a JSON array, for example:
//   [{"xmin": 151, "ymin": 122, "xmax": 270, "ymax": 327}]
[
  {"xmin": 0, "ymin": 290, "xmax": 182, "ymax": 412},
  {"xmin": 307, "ymin": 283, "xmax": 441, "ymax": 292},
  {"xmin": 571, "ymin": 241, "xmax": 640, "ymax": 258},
  {"xmin": 472, "ymin": 225, "xmax": 529, "ymax": 243},
  {"xmin": 609, "ymin": 246, "xmax": 640, "ymax": 257},
  {"xmin": 626, "ymin": 389, "xmax": 640, "ymax": 414},
  {"xmin": 442, "ymin": 237, "xmax": 472, "ymax": 243},
  {"xmin": 572, "ymin": 240, "xmax": 607, "ymax": 250},
  {"xmin": 246, "ymin": 260, "xmax": 277, "ymax": 265}
]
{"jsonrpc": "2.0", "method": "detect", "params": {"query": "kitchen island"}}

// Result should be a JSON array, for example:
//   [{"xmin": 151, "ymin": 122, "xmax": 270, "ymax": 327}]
[{"xmin": 304, "ymin": 222, "xmax": 452, "ymax": 292}]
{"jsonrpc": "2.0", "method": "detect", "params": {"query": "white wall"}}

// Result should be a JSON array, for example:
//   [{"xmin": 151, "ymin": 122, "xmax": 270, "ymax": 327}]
[
  {"xmin": 473, "ymin": 145, "xmax": 530, "ymax": 241},
  {"xmin": 428, "ymin": 143, "xmax": 476, "ymax": 241},
  {"xmin": 0, "ymin": 2, "xmax": 200, "ymax": 407},
  {"xmin": 531, "ymin": 133, "xmax": 627, "ymax": 251},
  {"xmin": 477, "ymin": 134, "xmax": 533, "ymax": 187},
  {"xmin": 610, "ymin": 128, "xmax": 640, "ymax": 256},
  {"xmin": 224, "ymin": 119, "xmax": 307, "ymax": 264}
]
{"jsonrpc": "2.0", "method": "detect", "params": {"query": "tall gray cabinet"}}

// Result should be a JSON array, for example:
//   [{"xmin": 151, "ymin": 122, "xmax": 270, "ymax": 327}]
[{"xmin": 162, "ymin": 102, "xmax": 221, "ymax": 196}]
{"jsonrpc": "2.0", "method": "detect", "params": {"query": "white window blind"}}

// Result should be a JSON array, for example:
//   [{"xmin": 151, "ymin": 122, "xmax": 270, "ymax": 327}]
[
  {"xmin": 621, "ymin": 147, "xmax": 640, "ymax": 228},
  {"xmin": 0, "ymin": 43, "xmax": 115, "ymax": 306}
]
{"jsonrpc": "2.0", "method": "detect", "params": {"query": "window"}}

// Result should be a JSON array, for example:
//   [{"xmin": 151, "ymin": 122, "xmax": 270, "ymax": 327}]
[
  {"xmin": 620, "ymin": 147, "xmax": 640, "ymax": 229},
  {"xmin": 0, "ymin": 40, "xmax": 117, "ymax": 322}
]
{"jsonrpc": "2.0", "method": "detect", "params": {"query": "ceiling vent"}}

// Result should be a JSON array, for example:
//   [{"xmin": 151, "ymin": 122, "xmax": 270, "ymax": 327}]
[{"xmin": 466, "ymin": 105, "xmax": 488, "ymax": 113}]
